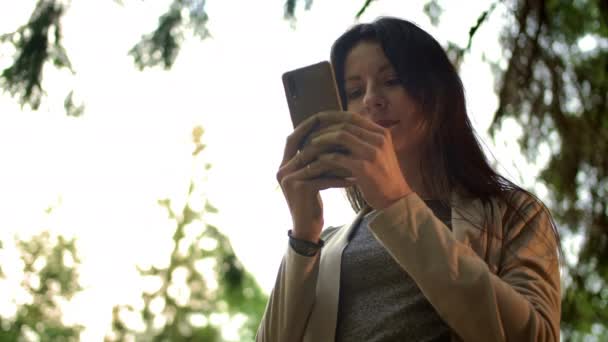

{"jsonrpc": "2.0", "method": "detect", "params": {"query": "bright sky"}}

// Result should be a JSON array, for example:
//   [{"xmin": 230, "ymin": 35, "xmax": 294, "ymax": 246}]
[{"xmin": 0, "ymin": 0, "xmax": 568, "ymax": 340}]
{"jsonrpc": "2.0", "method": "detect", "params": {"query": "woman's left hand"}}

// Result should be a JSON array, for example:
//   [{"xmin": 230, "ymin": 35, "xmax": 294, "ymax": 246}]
[{"xmin": 298, "ymin": 111, "xmax": 413, "ymax": 210}]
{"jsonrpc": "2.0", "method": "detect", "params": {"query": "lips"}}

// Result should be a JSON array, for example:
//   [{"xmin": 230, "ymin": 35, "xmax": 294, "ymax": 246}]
[{"xmin": 376, "ymin": 120, "xmax": 400, "ymax": 128}]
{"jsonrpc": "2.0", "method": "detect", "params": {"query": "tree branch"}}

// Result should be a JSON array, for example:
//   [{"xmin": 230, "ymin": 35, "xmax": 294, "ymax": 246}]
[
  {"xmin": 356, "ymin": 0, "xmax": 374, "ymax": 19},
  {"xmin": 464, "ymin": 1, "xmax": 499, "ymax": 51},
  {"xmin": 0, "ymin": 0, "xmax": 70, "ymax": 110}
]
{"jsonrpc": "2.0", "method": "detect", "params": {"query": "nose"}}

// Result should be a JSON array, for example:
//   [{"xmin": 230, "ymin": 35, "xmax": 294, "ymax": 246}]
[{"xmin": 362, "ymin": 84, "xmax": 387, "ymax": 114}]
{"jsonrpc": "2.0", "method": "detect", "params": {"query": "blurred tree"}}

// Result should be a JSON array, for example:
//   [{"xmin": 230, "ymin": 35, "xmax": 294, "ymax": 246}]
[
  {"xmin": 423, "ymin": 0, "xmax": 608, "ymax": 340},
  {"xmin": 490, "ymin": 1, "xmax": 607, "ymax": 340},
  {"xmin": 0, "ymin": 0, "xmax": 71, "ymax": 111},
  {"xmin": 0, "ymin": 0, "xmax": 372, "ymax": 111},
  {"xmin": 129, "ymin": 0, "xmax": 209, "ymax": 71},
  {"xmin": 106, "ymin": 126, "xmax": 267, "ymax": 342},
  {"xmin": 0, "ymin": 230, "xmax": 83, "ymax": 341},
  {"xmin": 3, "ymin": 0, "xmax": 607, "ymax": 340},
  {"xmin": 0, "ymin": 0, "xmax": 210, "ymax": 111}
]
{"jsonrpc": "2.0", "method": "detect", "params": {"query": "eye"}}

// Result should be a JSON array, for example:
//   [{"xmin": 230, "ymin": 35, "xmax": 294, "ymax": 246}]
[
  {"xmin": 346, "ymin": 88, "xmax": 363, "ymax": 100},
  {"xmin": 385, "ymin": 77, "xmax": 401, "ymax": 86}
]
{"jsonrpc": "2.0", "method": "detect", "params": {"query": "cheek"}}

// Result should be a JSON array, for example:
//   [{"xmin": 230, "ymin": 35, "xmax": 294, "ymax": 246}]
[
  {"xmin": 394, "ymin": 102, "xmax": 420, "ymax": 123},
  {"xmin": 391, "ymin": 120, "xmax": 427, "ymax": 153}
]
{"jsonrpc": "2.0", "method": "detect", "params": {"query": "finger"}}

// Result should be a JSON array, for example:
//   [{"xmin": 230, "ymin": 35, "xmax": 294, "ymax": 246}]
[
  {"xmin": 317, "ymin": 152, "xmax": 362, "ymax": 176},
  {"xmin": 281, "ymin": 124, "xmax": 362, "ymax": 178},
  {"xmin": 282, "ymin": 161, "xmax": 356, "ymax": 190},
  {"xmin": 279, "ymin": 149, "xmax": 354, "ymax": 182},
  {"xmin": 278, "ymin": 156, "xmax": 353, "ymax": 187},
  {"xmin": 281, "ymin": 115, "xmax": 321, "ymax": 166},
  {"xmin": 318, "ymin": 167, "xmax": 353, "ymax": 179},
  {"xmin": 307, "ymin": 122, "xmax": 384, "ymax": 147},
  {"xmin": 305, "ymin": 123, "xmax": 347, "ymax": 144},
  {"xmin": 276, "ymin": 151, "xmax": 305, "ymax": 182},
  {"xmin": 315, "ymin": 111, "xmax": 385, "ymax": 135},
  {"xmin": 298, "ymin": 129, "xmax": 378, "ymax": 166},
  {"xmin": 286, "ymin": 157, "xmax": 348, "ymax": 181},
  {"xmin": 304, "ymin": 176, "xmax": 357, "ymax": 191}
]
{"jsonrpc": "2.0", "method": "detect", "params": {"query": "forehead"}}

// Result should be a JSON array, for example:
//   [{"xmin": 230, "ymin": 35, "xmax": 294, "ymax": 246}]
[{"xmin": 344, "ymin": 41, "xmax": 394, "ymax": 78}]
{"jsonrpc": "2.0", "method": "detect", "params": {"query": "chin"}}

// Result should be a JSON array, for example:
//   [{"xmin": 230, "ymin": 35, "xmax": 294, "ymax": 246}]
[{"xmin": 394, "ymin": 142, "xmax": 421, "ymax": 160}]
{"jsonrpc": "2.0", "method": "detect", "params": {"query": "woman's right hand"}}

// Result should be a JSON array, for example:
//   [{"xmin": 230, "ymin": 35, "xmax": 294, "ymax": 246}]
[{"xmin": 276, "ymin": 116, "xmax": 356, "ymax": 243}]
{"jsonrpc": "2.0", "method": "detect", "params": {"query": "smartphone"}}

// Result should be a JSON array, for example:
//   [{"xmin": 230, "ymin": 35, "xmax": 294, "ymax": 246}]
[
  {"xmin": 282, "ymin": 61, "xmax": 343, "ymax": 128},
  {"xmin": 282, "ymin": 61, "xmax": 351, "ymax": 178}
]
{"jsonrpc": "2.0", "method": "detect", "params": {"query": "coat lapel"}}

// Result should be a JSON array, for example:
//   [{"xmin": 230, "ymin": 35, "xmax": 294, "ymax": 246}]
[
  {"xmin": 303, "ymin": 207, "xmax": 371, "ymax": 342},
  {"xmin": 303, "ymin": 190, "xmax": 492, "ymax": 341}
]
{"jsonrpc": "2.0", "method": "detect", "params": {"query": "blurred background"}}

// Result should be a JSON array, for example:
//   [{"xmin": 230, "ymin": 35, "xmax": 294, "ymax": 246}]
[{"xmin": 0, "ymin": 0, "xmax": 606, "ymax": 341}]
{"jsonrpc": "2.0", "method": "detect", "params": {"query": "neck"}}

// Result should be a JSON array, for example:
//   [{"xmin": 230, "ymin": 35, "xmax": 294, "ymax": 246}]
[{"xmin": 398, "ymin": 151, "xmax": 432, "ymax": 200}]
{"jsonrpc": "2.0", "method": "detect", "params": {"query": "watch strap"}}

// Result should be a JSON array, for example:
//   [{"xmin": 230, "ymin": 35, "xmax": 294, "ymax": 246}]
[{"xmin": 288, "ymin": 230, "xmax": 324, "ymax": 257}]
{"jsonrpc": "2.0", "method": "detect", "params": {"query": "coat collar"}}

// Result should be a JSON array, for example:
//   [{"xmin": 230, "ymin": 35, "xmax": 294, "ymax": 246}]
[{"xmin": 303, "ymin": 190, "xmax": 489, "ymax": 342}]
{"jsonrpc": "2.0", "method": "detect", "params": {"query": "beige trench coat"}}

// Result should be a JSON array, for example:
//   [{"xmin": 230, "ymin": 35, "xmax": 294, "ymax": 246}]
[{"xmin": 256, "ymin": 190, "xmax": 561, "ymax": 341}]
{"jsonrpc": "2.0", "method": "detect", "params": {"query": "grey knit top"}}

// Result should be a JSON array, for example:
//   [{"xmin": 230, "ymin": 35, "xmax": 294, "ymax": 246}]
[{"xmin": 335, "ymin": 200, "xmax": 452, "ymax": 342}]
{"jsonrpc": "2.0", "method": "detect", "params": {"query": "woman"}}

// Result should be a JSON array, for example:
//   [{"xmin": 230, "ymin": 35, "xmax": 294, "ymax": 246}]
[{"xmin": 258, "ymin": 17, "xmax": 561, "ymax": 342}]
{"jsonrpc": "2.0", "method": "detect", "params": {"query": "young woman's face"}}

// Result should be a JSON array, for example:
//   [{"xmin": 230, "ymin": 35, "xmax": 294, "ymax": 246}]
[{"xmin": 343, "ymin": 40, "xmax": 426, "ymax": 157}]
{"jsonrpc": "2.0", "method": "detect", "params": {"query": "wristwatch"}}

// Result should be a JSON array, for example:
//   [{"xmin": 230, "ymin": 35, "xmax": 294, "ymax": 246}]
[{"xmin": 288, "ymin": 230, "xmax": 325, "ymax": 257}]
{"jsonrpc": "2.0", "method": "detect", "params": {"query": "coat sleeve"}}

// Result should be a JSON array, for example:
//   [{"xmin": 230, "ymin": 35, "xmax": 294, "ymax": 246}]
[
  {"xmin": 256, "ymin": 227, "xmax": 339, "ymax": 342},
  {"xmin": 367, "ymin": 192, "xmax": 561, "ymax": 342}
]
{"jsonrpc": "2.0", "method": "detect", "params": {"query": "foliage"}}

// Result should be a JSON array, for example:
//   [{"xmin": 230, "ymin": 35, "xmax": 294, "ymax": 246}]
[
  {"xmin": 0, "ymin": 0, "xmax": 375, "ymax": 111},
  {"xmin": 0, "ymin": 0, "xmax": 211, "ymax": 110},
  {"xmin": 427, "ymin": 0, "xmax": 608, "ymax": 340},
  {"xmin": 0, "ymin": 128, "xmax": 267, "ymax": 341},
  {"xmin": 490, "ymin": 1, "xmax": 607, "ymax": 339},
  {"xmin": 284, "ymin": 0, "xmax": 313, "ymax": 19},
  {"xmin": 0, "ymin": 0, "xmax": 71, "ymax": 110},
  {"xmin": 129, "ymin": 0, "xmax": 209, "ymax": 70},
  {"xmin": 2, "ymin": 0, "xmax": 608, "ymax": 340},
  {"xmin": 0, "ymin": 230, "xmax": 83, "ymax": 341},
  {"xmin": 106, "ymin": 127, "xmax": 267, "ymax": 342},
  {"xmin": 284, "ymin": 0, "xmax": 374, "ymax": 20}
]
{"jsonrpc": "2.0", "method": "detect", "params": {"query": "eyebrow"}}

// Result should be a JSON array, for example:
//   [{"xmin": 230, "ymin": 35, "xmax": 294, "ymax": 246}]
[{"xmin": 345, "ymin": 64, "xmax": 394, "ymax": 82}]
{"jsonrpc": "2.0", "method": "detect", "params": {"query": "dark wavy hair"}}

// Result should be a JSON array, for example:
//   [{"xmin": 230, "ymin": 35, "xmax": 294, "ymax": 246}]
[{"xmin": 330, "ymin": 17, "xmax": 561, "ymax": 261}]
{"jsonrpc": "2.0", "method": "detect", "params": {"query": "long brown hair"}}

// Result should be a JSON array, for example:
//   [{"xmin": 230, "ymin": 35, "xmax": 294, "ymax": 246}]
[{"xmin": 330, "ymin": 17, "xmax": 561, "ymax": 260}]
